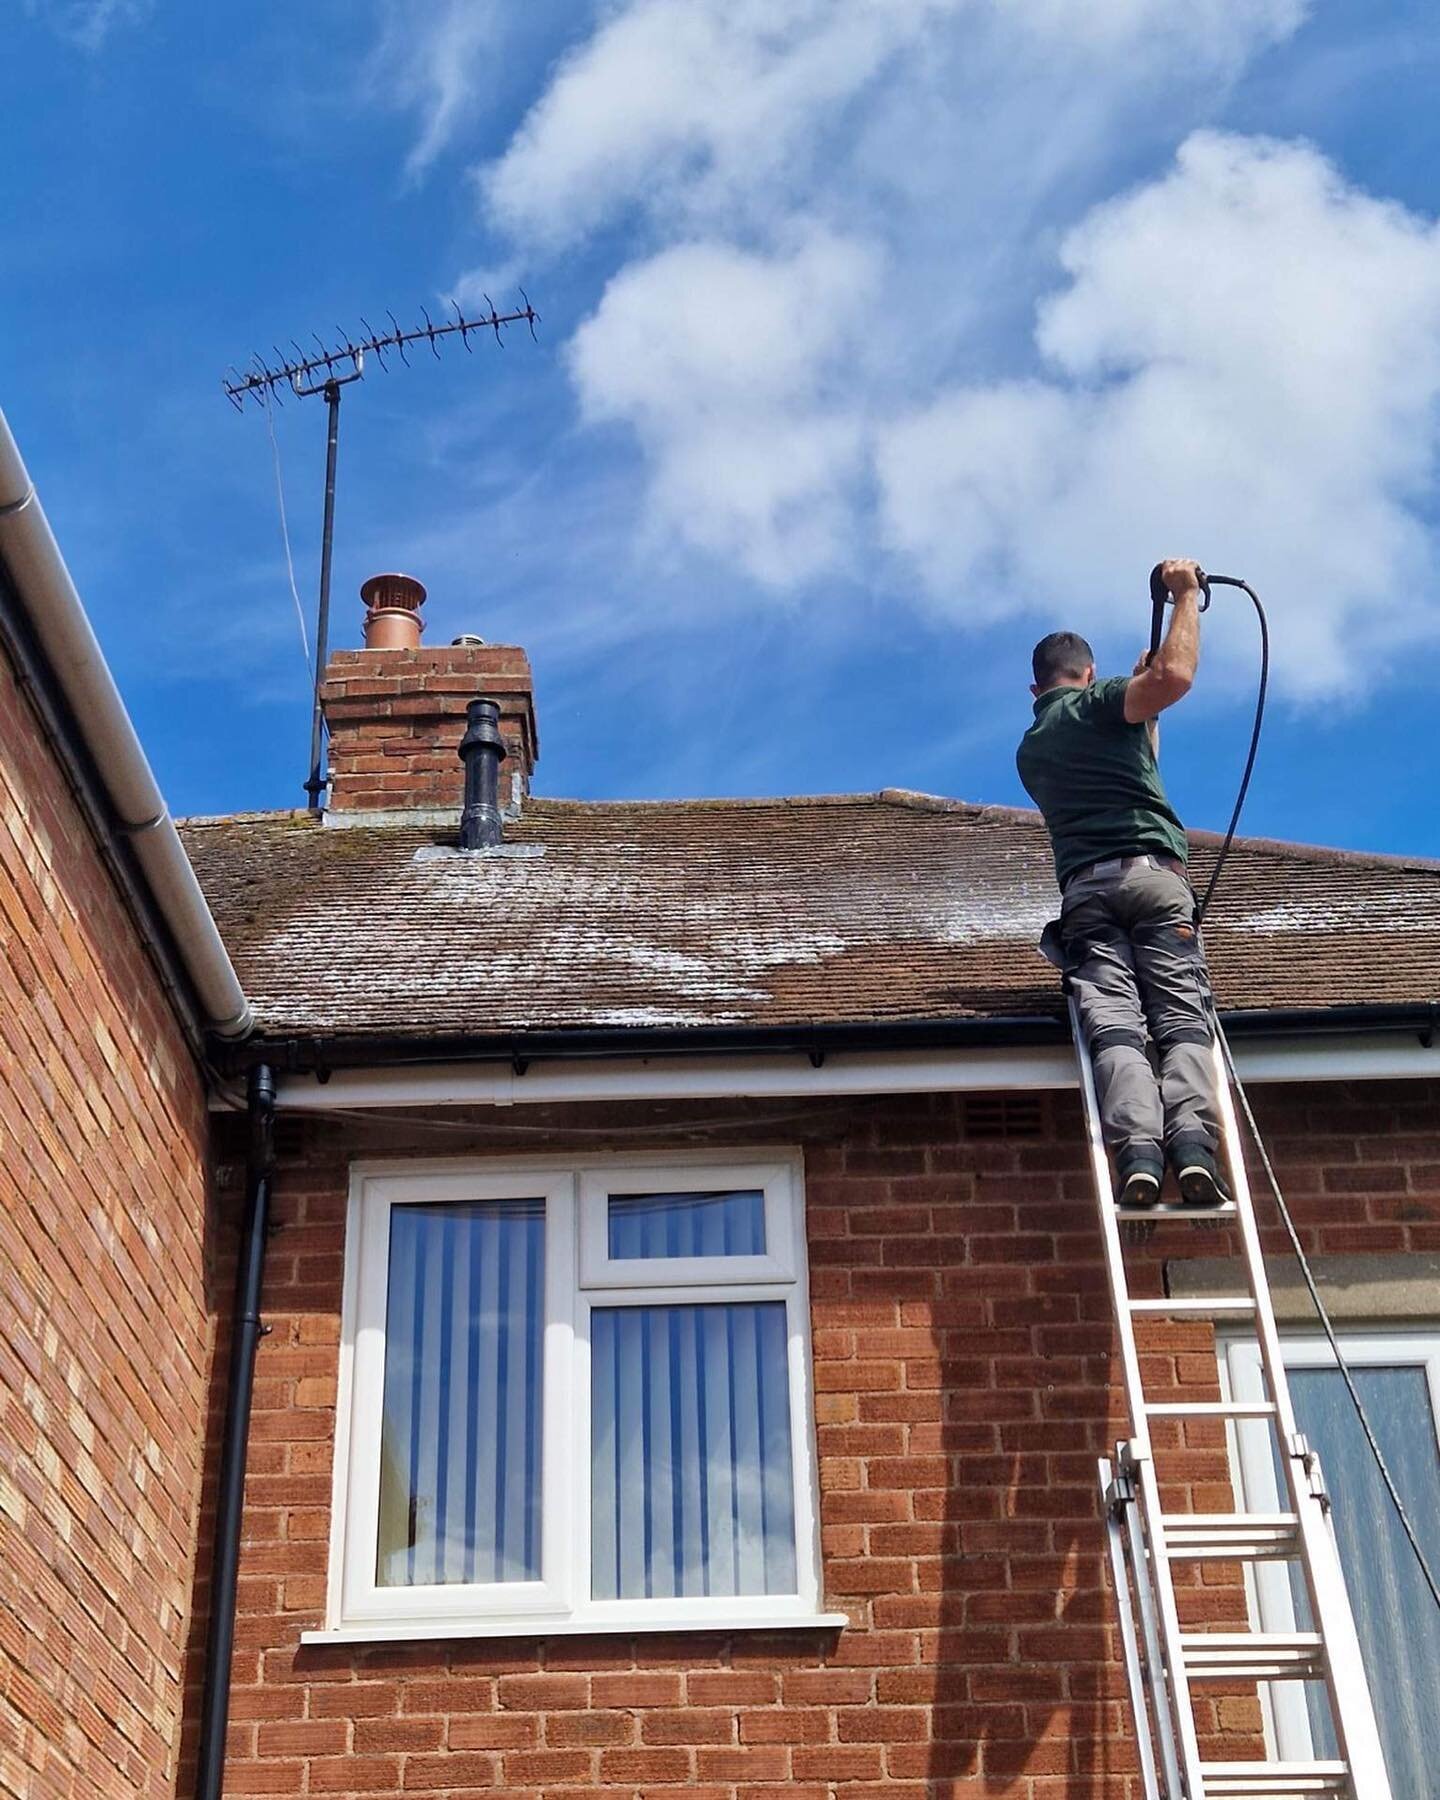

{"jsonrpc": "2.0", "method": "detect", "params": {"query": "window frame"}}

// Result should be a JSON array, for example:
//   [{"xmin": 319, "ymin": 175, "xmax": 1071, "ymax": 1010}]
[
  {"xmin": 1220, "ymin": 1326, "xmax": 1440, "ymax": 1762},
  {"xmin": 578, "ymin": 1157, "xmax": 798, "ymax": 1288},
  {"xmin": 317, "ymin": 1150, "xmax": 836, "ymax": 1642}
]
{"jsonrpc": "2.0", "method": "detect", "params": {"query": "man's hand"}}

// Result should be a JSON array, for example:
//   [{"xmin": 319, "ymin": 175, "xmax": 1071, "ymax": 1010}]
[
  {"xmin": 1125, "ymin": 561, "xmax": 1202, "ymax": 724},
  {"xmin": 1159, "ymin": 557, "xmax": 1204, "ymax": 600},
  {"xmin": 1132, "ymin": 649, "xmax": 1153, "ymax": 677}
]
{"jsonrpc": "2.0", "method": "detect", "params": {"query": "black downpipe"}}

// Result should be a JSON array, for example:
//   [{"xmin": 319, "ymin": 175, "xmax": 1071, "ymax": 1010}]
[
  {"xmin": 459, "ymin": 696, "xmax": 507, "ymax": 850},
  {"xmin": 195, "ymin": 1062, "xmax": 276, "ymax": 1800}
]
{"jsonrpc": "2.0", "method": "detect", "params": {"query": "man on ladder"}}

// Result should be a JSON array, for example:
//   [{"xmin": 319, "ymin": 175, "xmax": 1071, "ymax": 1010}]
[
  {"xmin": 1017, "ymin": 557, "xmax": 1225, "ymax": 1211},
  {"xmin": 1019, "ymin": 560, "xmax": 1394, "ymax": 1800}
]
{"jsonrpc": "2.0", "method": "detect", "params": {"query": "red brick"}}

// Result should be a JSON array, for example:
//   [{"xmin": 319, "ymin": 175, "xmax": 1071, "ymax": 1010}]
[
  {"xmin": 447, "ymin": 1715, "xmax": 538, "ymax": 1750},
  {"xmin": 496, "ymin": 1672, "xmax": 589, "ymax": 1710},
  {"xmin": 599, "ymin": 1747, "xmax": 693, "ymax": 1782},
  {"xmin": 687, "ymin": 1670, "xmax": 779, "ymax": 1706},
  {"xmin": 591, "ymin": 1672, "xmax": 684, "ymax": 1707}
]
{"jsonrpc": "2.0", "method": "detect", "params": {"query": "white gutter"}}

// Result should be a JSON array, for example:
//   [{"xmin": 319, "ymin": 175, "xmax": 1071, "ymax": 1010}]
[
  {"xmin": 0, "ymin": 407, "xmax": 252, "ymax": 1038},
  {"xmin": 259, "ymin": 1030, "xmax": 1440, "ymax": 1112}
]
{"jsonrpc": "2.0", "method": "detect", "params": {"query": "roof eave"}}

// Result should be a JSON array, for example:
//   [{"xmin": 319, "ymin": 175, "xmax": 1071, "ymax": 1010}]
[{"xmin": 216, "ymin": 999, "xmax": 1440, "ymax": 1076}]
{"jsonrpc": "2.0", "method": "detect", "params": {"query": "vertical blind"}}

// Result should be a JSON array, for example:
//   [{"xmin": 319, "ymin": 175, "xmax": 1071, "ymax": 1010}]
[
  {"xmin": 608, "ymin": 1188, "xmax": 766, "ymax": 1259},
  {"xmin": 1279, "ymin": 1363, "xmax": 1440, "ymax": 1793},
  {"xmin": 377, "ymin": 1198, "xmax": 545, "ymax": 1588},
  {"xmin": 591, "ymin": 1300, "xmax": 797, "ymax": 1601}
]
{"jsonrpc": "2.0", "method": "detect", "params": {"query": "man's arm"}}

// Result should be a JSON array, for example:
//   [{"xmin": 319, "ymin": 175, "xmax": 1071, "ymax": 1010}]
[
  {"xmin": 1124, "ymin": 558, "xmax": 1202, "ymax": 725},
  {"xmin": 1132, "ymin": 650, "xmax": 1160, "ymax": 753}
]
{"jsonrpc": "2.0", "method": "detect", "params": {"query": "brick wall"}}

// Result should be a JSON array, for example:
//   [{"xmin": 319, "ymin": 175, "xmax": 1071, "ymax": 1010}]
[
  {"xmin": 0, "ymin": 639, "xmax": 212, "ymax": 1799},
  {"xmin": 214, "ymin": 1077, "xmax": 1440, "ymax": 1798},
  {"xmin": 321, "ymin": 646, "xmax": 538, "ymax": 815}
]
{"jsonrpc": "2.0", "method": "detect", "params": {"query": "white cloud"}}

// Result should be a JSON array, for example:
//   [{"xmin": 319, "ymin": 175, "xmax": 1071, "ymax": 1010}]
[
  {"xmin": 483, "ymin": 0, "xmax": 954, "ymax": 246},
  {"xmin": 482, "ymin": 0, "xmax": 1303, "ymax": 246},
  {"xmin": 514, "ymin": 0, "xmax": 1324, "ymax": 610},
  {"xmin": 876, "ymin": 133, "xmax": 1440, "ymax": 694},
  {"xmin": 568, "ymin": 231, "xmax": 877, "ymax": 584},
  {"xmin": 371, "ymin": 0, "xmax": 1440, "ymax": 697}
]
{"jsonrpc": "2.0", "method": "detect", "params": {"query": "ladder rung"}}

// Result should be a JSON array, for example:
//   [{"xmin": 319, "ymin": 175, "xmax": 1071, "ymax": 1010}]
[
  {"xmin": 1201, "ymin": 1762, "xmax": 1348, "ymax": 1797},
  {"xmin": 1145, "ymin": 1399, "xmax": 1276, "ymax": 1419},
  {"xmin": 1164, "ymin": 1514, "xmax": 1300, "ymax": 1561},
  {"xmin": 1116, "ymin": 1200, "xmax": 1237, "ymax": 1220},
  {"xmin": 1129, "ymin": 1295, "xmax": 1256, "ymax": 1317},
  {"xmin": 1182, "ymin": 1632, "xmax": 1325, "ymax": 1681}
]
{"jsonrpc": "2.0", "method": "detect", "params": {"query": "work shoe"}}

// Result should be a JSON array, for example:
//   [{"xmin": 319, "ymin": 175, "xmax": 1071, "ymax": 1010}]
[
  {"xmin": 1116, "ymin": 1145, "xmax": 1164, "ymax": 1209},
  {"xmin": 1169, "ymin": 1136, "xmax": 1229, "ymax": 1208}
]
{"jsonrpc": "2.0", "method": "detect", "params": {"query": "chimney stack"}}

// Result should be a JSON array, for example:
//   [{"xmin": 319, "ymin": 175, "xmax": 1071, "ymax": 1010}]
[{"xmin": 320, "ymin": 575, "xmax": 538, "ymax": 819}]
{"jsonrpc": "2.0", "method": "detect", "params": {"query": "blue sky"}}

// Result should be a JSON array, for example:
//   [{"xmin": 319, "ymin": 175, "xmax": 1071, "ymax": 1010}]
[{"xmin": 4, "ymin": 0, "xmax": 1439, "ymax": 858}]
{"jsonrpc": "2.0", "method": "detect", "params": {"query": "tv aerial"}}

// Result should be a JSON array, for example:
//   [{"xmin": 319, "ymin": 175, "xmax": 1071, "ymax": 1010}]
[{"xmin": 224, "ymin": 297, "xmax": 540, "ymax": 808}]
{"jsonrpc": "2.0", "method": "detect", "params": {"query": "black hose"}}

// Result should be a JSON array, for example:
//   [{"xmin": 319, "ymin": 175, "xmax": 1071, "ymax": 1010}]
[
  {"xmin": 1194, "ymin": 575, "xmax": 1267, "ymax": 923},
  {"xmin": 1190, "ymin": 580, "xmax": 1440, "ymax": 1614}
]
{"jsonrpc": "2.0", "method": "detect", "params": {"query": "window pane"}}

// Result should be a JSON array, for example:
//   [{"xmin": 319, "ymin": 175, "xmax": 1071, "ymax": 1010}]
[
  {"xmin": 591, "ymin": 1301, "xmax": 797, "ymax": 1600},
  {"xmin": 1278, "ymin": 1364, "xmax": 1440, "ymax": 1792},
  {"xmin": 607, "ymin": 1189, "xmax": 765, "ymax": 1259},
  {"xmin": 378, "ymin": 1199, "xmax": 544, "ymax": 1587}
]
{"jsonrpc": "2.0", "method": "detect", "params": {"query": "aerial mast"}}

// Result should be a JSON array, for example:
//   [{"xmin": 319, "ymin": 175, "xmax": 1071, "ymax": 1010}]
[{"xmin": 224, "ymin": 298, "xmax": 540, "ymax": 809}]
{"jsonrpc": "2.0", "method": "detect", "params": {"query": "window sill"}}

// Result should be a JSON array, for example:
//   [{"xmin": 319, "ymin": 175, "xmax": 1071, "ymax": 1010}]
[{"xmin": 300, "ymin": 1611, "xmax": 849, "ymax": 1647}]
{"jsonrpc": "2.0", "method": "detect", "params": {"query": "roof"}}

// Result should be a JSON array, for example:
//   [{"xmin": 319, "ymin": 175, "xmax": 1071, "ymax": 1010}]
[{"xmin": 178, "ymin": 791, "xmax": 1440, "ymax": 1044}]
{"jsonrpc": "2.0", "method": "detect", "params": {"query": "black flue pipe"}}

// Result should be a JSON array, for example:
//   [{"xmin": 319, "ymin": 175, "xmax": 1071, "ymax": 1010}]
[
  {"xmin": 459, "ymin": 696, "xmax": 507, "ymax": 849},
  {"xmin": 194, "ymin": 1062, "xmax": 275, "ymax": 1800}
]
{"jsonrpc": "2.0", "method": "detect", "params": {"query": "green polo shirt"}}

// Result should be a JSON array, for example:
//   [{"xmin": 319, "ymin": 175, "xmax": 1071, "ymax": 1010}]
[{"xmin": 1016, "ymin": 675, "xmax": 1188, "ymax": 889}]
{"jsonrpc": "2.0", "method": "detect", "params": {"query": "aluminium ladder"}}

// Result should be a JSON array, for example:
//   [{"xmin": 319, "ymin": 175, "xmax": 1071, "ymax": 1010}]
[{"xmin": 1069, "ymin": 997, "xmax": 1393, "ymax": 1800}]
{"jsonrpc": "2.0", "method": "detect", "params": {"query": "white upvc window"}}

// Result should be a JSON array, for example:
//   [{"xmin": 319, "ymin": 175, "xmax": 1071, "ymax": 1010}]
[
  {"xmin": 1222, "ymin": 1328, "xmax": 1440, "ymax": 1795},
  {"xmin": 312, "ymin": 1151, "xmax": 840, "ymax": 1642}
]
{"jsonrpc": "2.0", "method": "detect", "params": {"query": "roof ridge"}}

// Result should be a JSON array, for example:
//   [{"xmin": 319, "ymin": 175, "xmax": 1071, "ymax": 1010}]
[
  {"xmin": 874, "ymin": 788, "xmax": 1034, "ymax": 822},
  {"xmin": 528, "ymin": 790, "xmax": 981, "ymax": 813},
  {"xmin": 176, "ymin": 794, "xmax": 1440, "ymax": 873},
  {"xmin": 1185, "ymin": 826, "xmax": 1440, "ymax": 874},
  {"xmin": 177, "ymin": 807, "xmax": 314, "ymax": 828}
]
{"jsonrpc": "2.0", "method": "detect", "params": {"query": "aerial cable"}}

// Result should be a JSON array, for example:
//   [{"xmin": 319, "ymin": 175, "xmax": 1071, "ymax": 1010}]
[{"xmin": 261, "ymin": 386, "xmax": 313, "ymax": 680}]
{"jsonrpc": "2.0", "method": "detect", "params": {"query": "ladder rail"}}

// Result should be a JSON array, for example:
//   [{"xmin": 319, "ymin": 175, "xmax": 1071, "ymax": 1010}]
[
  {"xmin": 1101, "ymin": 1456, "xmax": 1165, "ymax": 1800},
  {"xmin": 1069, "ymin": 996, "xmax": 1207, "ymax": 1796},
  {"xmin": 1207, "ymin": 1031, "xmax": 1392, "ymax": 1799}
]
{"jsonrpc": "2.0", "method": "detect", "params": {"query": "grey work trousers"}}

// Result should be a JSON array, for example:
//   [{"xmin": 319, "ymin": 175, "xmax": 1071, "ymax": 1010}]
[{"xmin": 1059, "ymin": 860, "xmax": 1219, "ymax": 1160}]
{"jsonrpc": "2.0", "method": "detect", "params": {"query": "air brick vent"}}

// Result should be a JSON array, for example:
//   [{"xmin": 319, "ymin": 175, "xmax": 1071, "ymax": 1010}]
[{"xmin": 962, "ymin": 1094, "xmax": 1045, "ymax": 1139}]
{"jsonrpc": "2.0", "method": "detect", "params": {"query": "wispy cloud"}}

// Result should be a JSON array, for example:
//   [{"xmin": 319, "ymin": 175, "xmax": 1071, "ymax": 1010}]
[
  {"xmin": 365, "ymin": 0, "xmax": 505, "ymax": 178},
  {"xmin": 24, "ymin": 0, "xmax": 152, "ymax": 52}
]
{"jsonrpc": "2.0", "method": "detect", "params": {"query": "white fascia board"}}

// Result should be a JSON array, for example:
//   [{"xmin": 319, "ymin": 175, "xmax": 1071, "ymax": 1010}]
[{"xmin": 259, "ymin": 1031, "xmax": 1440, "ymax": 1113}]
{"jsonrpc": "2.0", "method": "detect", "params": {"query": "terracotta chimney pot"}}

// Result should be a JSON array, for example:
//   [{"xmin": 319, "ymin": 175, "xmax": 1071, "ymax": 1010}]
[{"xmin": 360, "ymin": 572, "xmax": 426, "ymax": 650}]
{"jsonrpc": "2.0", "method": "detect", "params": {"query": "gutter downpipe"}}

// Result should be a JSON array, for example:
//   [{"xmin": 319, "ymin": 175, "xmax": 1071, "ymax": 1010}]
[
  {"xmin": 0, "ymin": 406, "xmax": 252, "ymax": 1038},
  {"xmin": 195, "ymin": 1063, "xmax": 275, "ymax": 1800}
]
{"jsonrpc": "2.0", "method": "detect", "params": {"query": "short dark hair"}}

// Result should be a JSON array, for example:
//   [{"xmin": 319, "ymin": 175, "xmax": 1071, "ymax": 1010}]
[{"xmin": 1032, "ymin": 630, "xmax": 1095, "ymax": 689}]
